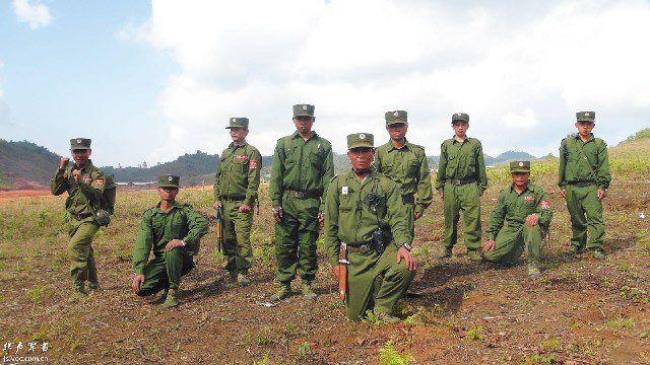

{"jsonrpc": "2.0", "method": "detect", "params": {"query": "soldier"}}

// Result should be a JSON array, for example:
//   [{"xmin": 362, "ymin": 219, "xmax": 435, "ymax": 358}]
[
  {"xmin": 212, "ymin": 117, "xmax": 262, "ymax": 287},
  {"xmin": 325, "ymin": 133, "xmax": 416, "ymax": 321},
  {"xmin": 559, "ymin": 111, "xmax": 611, "ymax": 259},
  {"xmin": 269, "ymin": 104, "xmax": 334, "ymax": 300},
  {"xmin": 51, "ymin": 138, "xmax": 106, "ymax": 295},
  {"xmin": 131, "ymin": 175, "xmax": 209, "ymax": 308},
  {"xmin": 482, "ymin": 161, "xmax": 553, "ymax": 278},
  {"xmin": 375, "ymin": 110, "xmax": 433, "ymax": 236},
  {"xmin": 436, "ymin": 112, "xmax": 488, "ymax": 261}
]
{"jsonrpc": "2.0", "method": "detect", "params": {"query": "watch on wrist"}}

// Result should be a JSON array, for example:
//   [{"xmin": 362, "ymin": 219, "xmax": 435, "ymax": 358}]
[
  {"xmin": 181, "ymin": 240, "xmax": 187, "ymax": 247},
  {"xmin": 401, "ymin": 243, "xmax": 412, "ymax": 252}
]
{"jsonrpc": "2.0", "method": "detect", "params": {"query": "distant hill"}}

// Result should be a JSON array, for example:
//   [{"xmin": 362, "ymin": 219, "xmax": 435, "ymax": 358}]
[
  {"xmin": 428, "ymin": 150, "xmax": 537, "ymax": 169},
  {"xmin": 0, "ymin": 140, "xmax": 60, "ymax": 190}
]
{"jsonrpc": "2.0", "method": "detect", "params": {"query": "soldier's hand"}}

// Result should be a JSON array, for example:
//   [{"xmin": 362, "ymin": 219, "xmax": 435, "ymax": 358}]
[
  {"xmin": 525, "ymin": 214, "xmax": 539, "ymax": 227},
  {"xmin": 239, "ymin": 204, "xmax": 251, "ymax": 213},
  {"xmin": 59, "ymin": 157, "xmax": 70, "ymax": 170},
  {"xmin": 164, "ymin": 239, "xmax": 184, "ymax": 252},
  {"xmin": 559, "ymin": 189, "xmax": 566, "ymax": 199},
  {"xmin": 597, "ymin": 188, "xmax": 607, "ymax": 201},
  {"xmin": 482, "ymin": 240, "xmax": 496, "ymax": 253},
  {"xmin": 272, "ymin": 207, "xmax": 283, "ymax": 223},
  {"xmin": 397, "ymin": 247, "xmax": 417, "ymax": 272},
  {"xmin": 318, "ymin": 211, "xmax": 325, "ymax": 224},
  {"xmin": 212, "ymin": 200, "xmax": 222, "ymax": 209},
  {"xmin": 131, "ymin": 274, "xmax": 145, "ymax": 293},
  {"xmin": 414, "ymin": 212, "xmax": 423, "ymax": 220},
  {"xmin": 71, "ymin": 169, "xmax": 82, "ymax": 182}
]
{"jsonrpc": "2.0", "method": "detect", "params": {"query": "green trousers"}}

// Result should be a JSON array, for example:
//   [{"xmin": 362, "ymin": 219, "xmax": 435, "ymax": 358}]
[
  {"xmin": 565, "ymin": 184, "xmax": 605, "ymax": 250},
  {"xmin": 137, "ymin": 248, "xmax": 194, "ymax": 296},
  {"xmin": 275, "ymin": 193, "xmax": 320, "ymax": 283},
  {"xmin": 345, "ymin": 244, "xmax": 415, "ymax": 321},
  {"xmin": 222, "ymin": 200, "xmax": 254, "ymax": 274},
  {"xmin": 483, "ymin": 224, "xmax": 544, "ymax": 265},
  {"xmin": 442, "ymin": 182, "xmax": 482, "ymax": 251},
  {"xmin": 67, "ymin": 217, "xmax": 100, "ymax": 289}
]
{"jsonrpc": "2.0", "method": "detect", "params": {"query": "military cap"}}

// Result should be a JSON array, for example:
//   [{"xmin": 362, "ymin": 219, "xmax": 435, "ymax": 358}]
[
  {"xmin": 510, "ymin": 160, "xmax": 531, "ymax": 173},
  {"xmin": 293, "ymin": 104, "xmax": 315, "ymax": 118},
  {"xmin": 452, "ymin": 112, "xmax": 470, "ymax": 123},
  {"xmin": 347, "ymin": 133, "xmax": 374, "ymax": 150},
  {"xmin": 159, "ymin": 175, "xmax": 180, "ymax": 188},
  {"xmin": 70, "ymin": 138, "xmax": 91, "ymax": 150},
  {"xmin": 385, "ymin": 110, "xmax": 408, "ymax": 126},
  {"xmin": 576, "ymin": 111, "xmax": 595, "ymax": 123},
  {"xmin": 226, "ymin": 117, "xmax": 249, "ymax": 129}
]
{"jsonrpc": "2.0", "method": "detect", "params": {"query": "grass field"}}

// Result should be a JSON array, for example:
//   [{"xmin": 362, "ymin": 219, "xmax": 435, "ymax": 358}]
[{"xmin": 1, "ymin": 136, "xmax": 649, "ymax": 364}]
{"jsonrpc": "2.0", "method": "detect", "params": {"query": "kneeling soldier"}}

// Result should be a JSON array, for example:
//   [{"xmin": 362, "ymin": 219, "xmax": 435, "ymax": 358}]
[
  {"xmin": 482, "ymin": 161, "xmax": 553, "ymax": 278},
  {"xmin": 131, "ymin": 175, "xmax": 209, "ymax": 308},
  {"xmin": 324, "ymin": 133, "xmax": 416, "ymax": 322}
]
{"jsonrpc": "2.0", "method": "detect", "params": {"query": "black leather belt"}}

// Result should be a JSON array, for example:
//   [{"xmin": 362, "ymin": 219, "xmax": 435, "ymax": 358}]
[
  {"xmin": 347, "ymin": 244, "xmax": 372, "ymax": 254},
  {"xmin": 448, "ymin": 178, "xmax": 476, "ymax": 186},
  {"xmin": 285, "ymin": 190, "xmax": 320, "ymax": 199},
  {"xmin": 568, "ymin": 181, "xmax": 596, "ymax": 187},
  {"xmin": 402, "ymin": 194, "xmax": 415, "ymax": 204}
]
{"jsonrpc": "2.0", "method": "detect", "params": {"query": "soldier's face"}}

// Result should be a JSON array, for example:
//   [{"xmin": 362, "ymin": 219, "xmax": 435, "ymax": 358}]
[
  {"xmin": 293, "ymin": 117, "xmax": 314, "ymax": 134},
  {"xmin": 71, "ymin": 149, "xmax": 91, "ymax": 167},
  {"xmin": 452, "ymin": 121, "xmax": 469, "ymax": 137},
  {"xmin": 348, "ymin": 147, "xmax": 375, "ymax": 171},
  {"xmin": 575, "ymin": 121, "xmax": 594, "ymax": 137},
  {"xmin": 158, "ymin": 187, "xmax": 178, "ymax": 201},
  {"xmin": 511, "ymin": 172, "xmax": 530, "ymax": 188},
  {"xmin": 387, "ymin": 123, "xmax": 408, "ymax": 141},
  {"xmin": 230, "ymin": 127, "xmax": 249, "ymax": 142}
]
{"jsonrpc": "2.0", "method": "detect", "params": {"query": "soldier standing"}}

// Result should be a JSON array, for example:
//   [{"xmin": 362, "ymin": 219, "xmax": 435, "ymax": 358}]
[
  {"xmin": 375, "ymin": 110, "xmax": 433, "ymax": 236},
  {"xmin": 559, "ymin": 111, "xmax": 611, "ymax": 259},
  {"xmin": 212, "ymin": 117, "xmax": 262, "ymax": 286},
  {"xmin": 269, "ymin": 104, "xmax": 334, "ymax": 300},
  {"xmin": 482, "ymin": 161, "xmax": 553, "ymax": 278},
  {"xmin": 131, "ymin": 175, "xmax": 209, "ymax": 308},
  {"xmin": 51, "ymin": 138, "xmax": 106, "ymax": 295},
  {"xmin": 436, "ymin": 112, "xmax": 488, "ymax": 261},
  {"xmin": 325, "ymin": 133, "xmax": 416, "ymax": 322}
]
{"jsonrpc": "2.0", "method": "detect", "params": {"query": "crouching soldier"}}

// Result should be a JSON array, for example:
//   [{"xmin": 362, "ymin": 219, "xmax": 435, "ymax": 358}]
[
  {"xmin": 324, "ymin": 133, "xmax": 416, "ymax": 322},
  {"xmin": 131, "ymin": 175, "xmax": 209, "ymax": 308},
  {"xmin": 482, "ymin": 161, "xmax": 553, "ymax": 278}
]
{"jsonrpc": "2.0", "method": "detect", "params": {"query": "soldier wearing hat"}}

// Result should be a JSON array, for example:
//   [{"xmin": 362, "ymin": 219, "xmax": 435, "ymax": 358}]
[
  {"xmin": 269, "ymin": 104, "xmax": 334, "ymax": 300},
  {"xmin": 131, "ymin": 175, "xmax": 209, "ymax": 308},
  {"xmin": 51, "ymin": 138, "xmax": 107, "ymax": 295},
  {"xmin": 558, "ymin": 111, "xmax": 611, "ymax": 259},
  {"xmin": 436, "ymin": 112, "xmax": 488, "ymax": 261},
  {"xmin": 212, "ymin": 117, "xmax": 262, "ymax": 286},
  {"xmin": 375, "ymin": 110, "xmax": 433, "ymax": 236},
  {"xmin": 482, "ymin": 161, "xmax": 553, "ymax": 278},
  {"xmin": 324, "ymin": 133, "xmax": 416, "ymax": 321}
]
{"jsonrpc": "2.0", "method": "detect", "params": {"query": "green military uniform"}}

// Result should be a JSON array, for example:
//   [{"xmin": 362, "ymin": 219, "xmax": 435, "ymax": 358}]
[
  {"xmin": 559, "ymin": 111, "xmax": 611, "ymax": 254},
  {"xmin": 270, "ymin": 104, "xmax": 334, "ymax": 290},
  {"xmin": 325, "ymin": 133, "xmax": 414, "ymax": 321},
  {"xmin": 483, "ymin": 161, "xmax": 553, "ymax": 275},
  {"xmin": 375, "ymin": 110, "xmax": 433, "ymax": 235},
  {"xmin": 50, "ymin": 138, "xmax": 106, "ymax": 292},
  {"xmin": 214, "ymin": 118, "xmax": 262, "ymax": 277},
  {"xmin": 132, "ymin": 176, "xmax": 209, "ymax": 300},
  {"xmin": 436, "ymin": 113, "xmax": 488, "ymax": 257}
]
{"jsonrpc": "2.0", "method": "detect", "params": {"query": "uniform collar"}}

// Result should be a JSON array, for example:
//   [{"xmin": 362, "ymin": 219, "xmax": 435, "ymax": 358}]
[
  {"xmin": 387, "ymin": 139, "xmax": 410, "ymax": 151},
  {"xmin": 229, "ymin": 140, "xmax": 248, "ymax": 150},
  {"xmin": 574, "ymin": 133, "xmax": 595, "ymax": 142},
  {"xmin": 509, "ymin": 183, "xmax": 533, "ymax": 195},
  {"xmin": 73, "ymin": 159, "xmax": 94, "ymax": 172},
  {"xmin": 292, "ymin": 130, "xmax": 318, "ymax": 141},
  {"xmin": 347, "ymin": 167, "xmax": 378, "ymax": 184},
  {"xmin": 156, "ymin": 200, "xmax": 182, "ymax": 212},
  {"xmin": 451, "ymin": 135, "xmax": 468, "ymax": 144}
]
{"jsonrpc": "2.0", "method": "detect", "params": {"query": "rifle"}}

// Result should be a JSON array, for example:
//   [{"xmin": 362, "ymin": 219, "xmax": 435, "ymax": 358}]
[
  {"xmin": 214, "ymin": 205, "xmax": 224, "ymax": 253},
  {"xmin": 338, "ymin": 242, "xmax": 349, "ymax": 302}
]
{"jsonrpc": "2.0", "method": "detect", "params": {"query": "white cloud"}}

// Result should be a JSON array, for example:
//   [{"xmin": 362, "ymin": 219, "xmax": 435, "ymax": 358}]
[
  {"xmin": 12, "ymin": 0, "xmax": 52, "ymax": 30},
  {"xmin": 132, "ymin": 0, "xmax": 650, "ymax": 161}
]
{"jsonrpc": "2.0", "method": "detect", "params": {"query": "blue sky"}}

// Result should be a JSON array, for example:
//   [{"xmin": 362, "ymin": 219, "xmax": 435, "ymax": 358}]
[{"xmin": 1, "ymin": 1, "xmax": 649, "ymax": 167}]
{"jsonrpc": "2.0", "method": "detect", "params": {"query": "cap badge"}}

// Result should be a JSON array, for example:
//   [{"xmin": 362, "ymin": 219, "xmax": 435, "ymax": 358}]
[
  {"xmin": 168, "ymin": 176, "xmax": 173, "ymax": 182},
  {"xmin": 518, "ymin": 162, "xmax": 524, "ymax": 167},
  {"xmin": 359, "ymin": 133, "xmax": 366, "ymax": 139},
  {"xmin": 302, "ymin": 105, "xmax": 308, "ymax": 110},
  {"xmin": 393, "ymin": 111, "xmax": 399, "ymax": 117},
  {"xmin": 76, "ymin": 139, "xmax": 81, "ymax": 144}
]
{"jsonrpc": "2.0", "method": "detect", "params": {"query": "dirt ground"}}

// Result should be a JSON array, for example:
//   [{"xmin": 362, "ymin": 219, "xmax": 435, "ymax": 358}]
[{"xmin": 1, "ymin": 174, "xmax": 649, "ymax": 364}]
